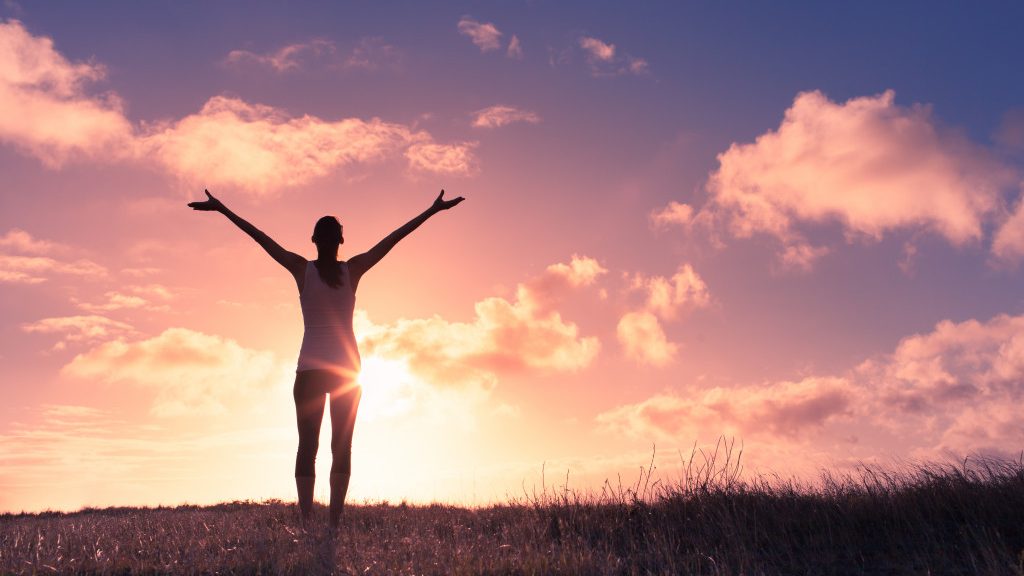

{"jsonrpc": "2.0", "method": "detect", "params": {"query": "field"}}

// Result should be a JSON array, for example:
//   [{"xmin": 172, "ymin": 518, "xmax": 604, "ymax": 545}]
[{"xmin": 3, "ymin": 445, "xmax": 1024, "ymax": 575}]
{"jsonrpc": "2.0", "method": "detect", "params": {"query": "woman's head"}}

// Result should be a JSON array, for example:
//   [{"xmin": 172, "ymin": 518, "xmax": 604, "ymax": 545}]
[{"xmin": 312, "ymin": 216, "xmax": 343, "ymax": 249}]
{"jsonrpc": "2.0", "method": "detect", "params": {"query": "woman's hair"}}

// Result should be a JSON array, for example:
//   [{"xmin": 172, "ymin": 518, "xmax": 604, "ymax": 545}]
[{"xmin": 312, "ymin": 216, "xmax": 343, "ymax": 289}]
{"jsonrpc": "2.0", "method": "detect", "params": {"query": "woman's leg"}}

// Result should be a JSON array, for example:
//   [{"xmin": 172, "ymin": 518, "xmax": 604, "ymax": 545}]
[
  {"xmin": 294, "ymin": 371, "xmax": 328, "ymax": 521},
  {"xmin": 328, "ymin": 380, "xmax": 362, "ymax": 527}
]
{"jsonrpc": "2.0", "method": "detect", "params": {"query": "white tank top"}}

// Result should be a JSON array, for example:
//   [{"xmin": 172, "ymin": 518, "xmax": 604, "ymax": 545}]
[{"xmin": 296, "ymin": 260, "xmax": 360, "ymax": 376}]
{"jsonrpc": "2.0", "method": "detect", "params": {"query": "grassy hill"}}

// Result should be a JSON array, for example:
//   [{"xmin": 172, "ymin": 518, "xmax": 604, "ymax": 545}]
[{"xmin": 3, "ymin": 448, "xmax": 1024, "ymax": 575}]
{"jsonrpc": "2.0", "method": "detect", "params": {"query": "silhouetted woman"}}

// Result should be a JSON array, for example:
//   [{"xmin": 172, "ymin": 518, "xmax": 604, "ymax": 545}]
[{"xmin": 188, "ymin": 188, "xmax": 464, "ymax": 527}]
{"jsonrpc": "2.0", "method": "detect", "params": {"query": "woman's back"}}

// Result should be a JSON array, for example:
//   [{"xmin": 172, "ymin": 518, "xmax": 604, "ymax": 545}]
[{"xmin": 297, "ymin": 260, "xmax": 359, "ymax": 374}]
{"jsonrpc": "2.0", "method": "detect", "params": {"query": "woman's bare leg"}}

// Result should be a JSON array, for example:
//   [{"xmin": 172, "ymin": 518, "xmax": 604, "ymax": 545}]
[{"xmin": 328, "ymin": 383, "xmax": 361, "ymax": 528}]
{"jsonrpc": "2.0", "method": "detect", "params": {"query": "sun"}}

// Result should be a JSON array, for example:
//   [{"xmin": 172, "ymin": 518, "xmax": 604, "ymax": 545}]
[{"xmin": 357, "ymin": 355, "xmax": 419, "ymax": 420}]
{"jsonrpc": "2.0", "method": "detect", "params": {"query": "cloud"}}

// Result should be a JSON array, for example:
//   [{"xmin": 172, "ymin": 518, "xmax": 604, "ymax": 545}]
[
  {"xmin": 225, "ymin": 37, "xmax": 402, "ymax": 72},
  {"xmin": 457, "ymin": 17, "xmax": 502, "ymax": 52},
  {"xmin": 506, "ymin": 35, "xmax": 523, "ymax": 59},
  {"xmin": 359, "ymin": 255, "xmax": 604, "ymax": 385},
  {"xmin": 0, "ymin": 19, "xmax": 134, "ymax": 166},
  {"xmin": 224, "ymin": 39, "xmax": 336, "ymax": 72},
  {"xmin": 0, "ymin": 228, "xmax": 106, "ymax": 284},
  {"xmin": 578, "ymin": 35, "xmax": 648, "ymax": 77},
  {"xmin": 691, "ymin": 90, "xmax": 1018, "ymax": 268},
  {"xmin": 616, "ymin": 311, "xmax": 677, "ymax": 366},
  {"xmin": 74, "ymin": 285, "xmax": 173, "ymax": 313},
  {"xmin": 650, "ymin": 201, "xmax": 694, "ymax": 229},
  {"xmin": 991, "ymin": 186, "xmax": 1024, "ymax": 262},
  {"xmin": 629, "ymin": 264, "xmax": 711, "ymax": 320},
  {"xmin": 404, "ymin": 139, "xmax": 477, "ymax": 175},
  {"xmin": 62, "ymin": 327, "xmax": 291, "ymax": 417},
  {"xmin": 600, "ymin": 312, "xmax": 1024, "ymax": 466},
  {"xmin": 22, "ymin": 315, "xmax": 135, "ymax": 348},
  {"xmin": 617, "ymin": 264, "xmax": 711, "ymax": 366},
  {"xmin": 0, "ymin": 228, "xmax": 59, "ymax": 254},
  {"xmin": 140, "ymin": 96, "xmax": 416, "ymax": 194},
  {"xmin": 344, "ymin": 37, "xmax": 401, "ymax": 70},
  {"xmin": 472, "ymin": 105, "xmax": 541, "ymax": 129},
  {"xmin": 598, "ymin": 376, "xmax": 855, "ymax": 441},
  {"xmin": 0, "ymin": 21, "xmax": 474, "ymax": 194}
]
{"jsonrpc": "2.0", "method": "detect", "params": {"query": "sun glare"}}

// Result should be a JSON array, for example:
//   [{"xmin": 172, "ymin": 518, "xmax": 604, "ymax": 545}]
[{"xmin": 357, "ymin": 355, "xmax": 419, "ymax": 420}]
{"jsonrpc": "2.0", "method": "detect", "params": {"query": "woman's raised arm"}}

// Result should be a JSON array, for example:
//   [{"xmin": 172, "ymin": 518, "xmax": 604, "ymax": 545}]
[
  {"xmin": 348, "ymin": 190, "xmax": 464, "ymax": 283},
  {"xmin": 188, "ymin": 189, "xmax": 307, "ymax": 282}
]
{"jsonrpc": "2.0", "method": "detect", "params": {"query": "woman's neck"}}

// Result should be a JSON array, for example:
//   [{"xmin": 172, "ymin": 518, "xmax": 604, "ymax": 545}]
[{"xmin": 316, "ymin": 249, "xmax": 338, "ymax": 262}]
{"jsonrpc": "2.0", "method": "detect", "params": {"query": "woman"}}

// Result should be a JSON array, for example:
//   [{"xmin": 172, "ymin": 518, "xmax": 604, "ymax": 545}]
[{"xmin": 188, "ymin": 188, "xmax": 464, "ymax": 527}]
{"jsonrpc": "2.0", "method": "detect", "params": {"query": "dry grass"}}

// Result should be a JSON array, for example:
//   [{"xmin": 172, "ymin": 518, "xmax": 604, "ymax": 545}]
[{"xmin": 3, "ymin": 442, "xmax": 1024, "ymax": 575}]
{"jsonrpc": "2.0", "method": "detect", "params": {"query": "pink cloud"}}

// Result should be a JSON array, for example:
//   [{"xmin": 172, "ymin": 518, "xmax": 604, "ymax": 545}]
[
  {"xmin": 616, "ymin": 311, "xmax": 676, "ymax": 366},
  {"xmin": 471, "ymin": 105, "xmax": 541, "ymax": 129},
  {"xmin": 506, "ymin": 35, "xmax": 523, "ymax": 59},
  {"xmin": 578, "ymin": 35, "xmax": 649, "ymax": 77},
  {"xmin": 457, "ymin": 17, "xmax": 502, "ymax": 52},
  {"xmin": 344, "ymin": 37, "xmax": 402, "ymax": 70},
  {"xmin": 0, "ymin": 19, "xmax": 134, "ymax": 166},
  {"xmin": 649, "ymin": 201, "xmax": 694, "ymax": 229},
  {"xmin": 579, "ymin": 36, "xmax": 615, "ymax": 62},
  {"xmin": 0, "ymin": 21, "xmax": 475, "ymax": 194},
  {"xmin": 404, "ymin": 139, "xmax": 477, "ymax": 176},
  {"xmin": 0, "ymin": 228, "xmax": 59, "ymax": 254},
  {"xmin": 62, "ymin": 327, "xmax": 291, "ymax": 417},
  {"xmin": 22, "ymin": 315, "xmax": 135, "ymax": 348},
  {"xmin": 224, "ymin": 39, "xmax": 336, "ymax": 72},
  {"xmin": 0, "ymin": 255, "xmax": 106, "ymax": 281},
  {"xmin": 629, "ymin": 264, "xmax": 711, "ymax": 320},
  {"xmin": 140, "ymin": 96, "xmax": 413, "ymax": 194},
  {"xmin": 601, "ymin": 312, "xmax": 1024, "ymax": 465},
  {"xmin": 359, "ymin": 255, "xmax": 604, "ymax": 383},
  {"xmin": 598, "ymin": 376, "xmax": 855, "ymax": 441},
  {"xmin": 695, "ymin": 90, "xmax": 1017, "ymax": 268},
  {"xmin": 991, "ymin": 186, "xmax": 1024, "ymax": 262}
]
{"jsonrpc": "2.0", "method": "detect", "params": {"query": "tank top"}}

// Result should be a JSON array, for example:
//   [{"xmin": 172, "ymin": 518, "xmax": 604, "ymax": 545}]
[{"xmin": 296, "ymin": 260, "xmax": 360, "ymax": 376}]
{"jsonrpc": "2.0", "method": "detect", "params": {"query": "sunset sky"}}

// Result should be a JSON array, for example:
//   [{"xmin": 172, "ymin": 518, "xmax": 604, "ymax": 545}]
[{"xmin": 3, "ymin": 2, "xmax": 1024, "ymax": 513}]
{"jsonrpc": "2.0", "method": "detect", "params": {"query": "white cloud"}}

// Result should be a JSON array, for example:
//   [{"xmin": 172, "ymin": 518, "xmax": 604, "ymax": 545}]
[
  {"xmin": 693, "ymin": 90, "xmax": 1017, "ymax": 268},
  {"xmin": 472, "ymin": 105, "xmax": 541, "ymax": 129},
  {"xmin": 457, "ymin": 17, "xmax": 502, "ymax": 52}
]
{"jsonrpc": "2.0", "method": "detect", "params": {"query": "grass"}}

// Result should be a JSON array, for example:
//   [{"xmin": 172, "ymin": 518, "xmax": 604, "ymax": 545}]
[{"xmin": 3, "ymin": 441, "xmax": 1024, "ymax": 575}]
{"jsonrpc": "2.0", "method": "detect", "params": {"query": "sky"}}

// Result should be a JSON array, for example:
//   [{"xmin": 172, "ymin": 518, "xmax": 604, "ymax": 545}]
[{"xmin": 2, "ymin": 1, "xmax": 1024, "ymax": 513}]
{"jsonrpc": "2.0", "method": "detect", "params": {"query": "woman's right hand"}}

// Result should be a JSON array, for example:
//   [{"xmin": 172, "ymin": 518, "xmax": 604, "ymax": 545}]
[{"xmin": 187, "ymin": 189, "xmax": 226, "ymax": 212}]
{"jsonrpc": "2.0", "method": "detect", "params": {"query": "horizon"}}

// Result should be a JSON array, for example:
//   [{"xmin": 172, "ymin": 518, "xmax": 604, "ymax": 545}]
[{"xmin": 3, "ymin": 1, "xmax": 1024, "ymax": 514}]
